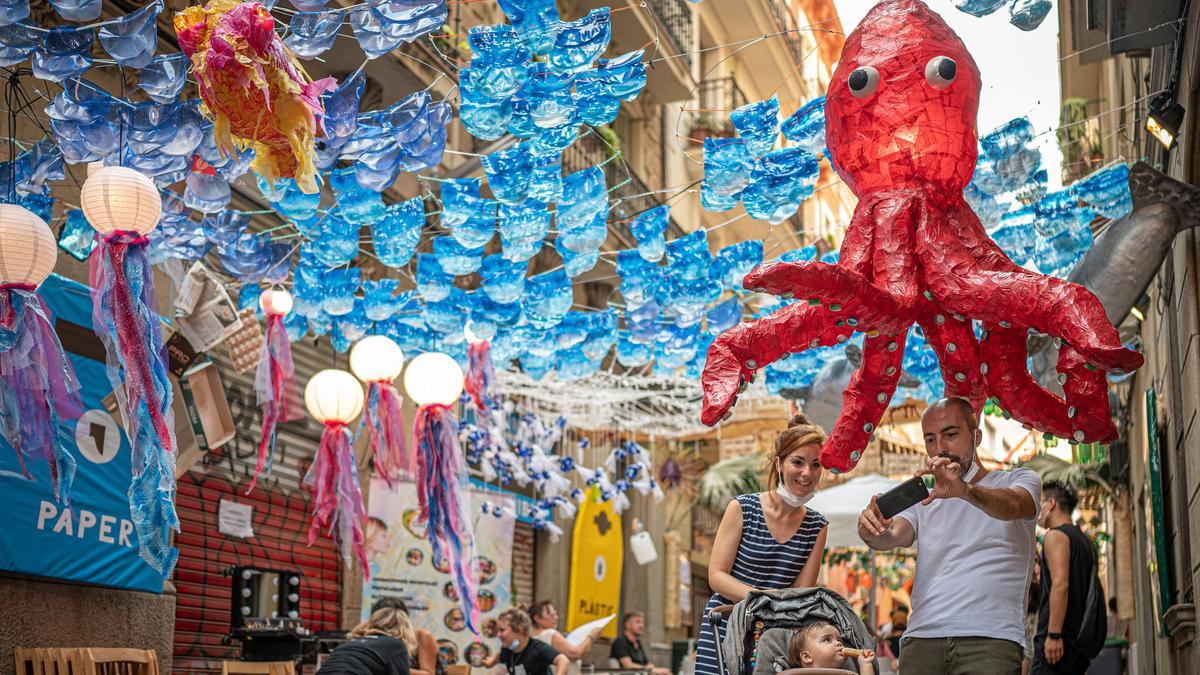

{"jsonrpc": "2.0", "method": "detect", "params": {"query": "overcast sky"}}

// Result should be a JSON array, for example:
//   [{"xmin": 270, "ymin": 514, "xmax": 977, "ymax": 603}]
[{"xmin": 831, "ymin": 0, "xmax": 1065, "ymax": 187}]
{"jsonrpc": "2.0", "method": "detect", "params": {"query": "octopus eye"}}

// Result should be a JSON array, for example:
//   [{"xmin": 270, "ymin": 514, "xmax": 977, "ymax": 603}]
[
  {"xmin": 846, "ymin": 66, "xmax": 880, "ymax": 98},
  {"xmin": 925, "ymin": 56, "xmax": 957, "ymax": 90}
]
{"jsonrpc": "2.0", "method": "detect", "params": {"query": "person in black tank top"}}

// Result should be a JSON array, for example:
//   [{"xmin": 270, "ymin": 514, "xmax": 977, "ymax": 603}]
[
  {"xmin": 319, "ymin": 607, "xmax": 415, "ymax": 675},
  {"xmin": 1032, "ymin": 481, "xmax": 1095, "ymax": 674}
]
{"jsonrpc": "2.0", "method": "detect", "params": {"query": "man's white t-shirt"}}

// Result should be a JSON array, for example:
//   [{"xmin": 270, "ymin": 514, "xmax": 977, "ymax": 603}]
[{"xmin": 895, "ymin": 467, "xmax": 1041, "ymax": 647}]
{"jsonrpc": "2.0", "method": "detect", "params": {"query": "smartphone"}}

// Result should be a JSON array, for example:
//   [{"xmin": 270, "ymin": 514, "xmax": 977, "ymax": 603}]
[{"xmin": 876, "ymin": 476, "xmax": 930, "ymax": 519}]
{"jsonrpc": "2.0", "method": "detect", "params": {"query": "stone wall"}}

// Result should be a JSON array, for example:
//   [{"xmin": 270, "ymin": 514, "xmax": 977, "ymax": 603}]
[{"xmin": 0, "ymin": 575, "xmax": 176, "ymax": 675}]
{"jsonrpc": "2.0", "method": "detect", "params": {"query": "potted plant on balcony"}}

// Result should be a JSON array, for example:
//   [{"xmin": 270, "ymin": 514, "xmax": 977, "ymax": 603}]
[{"xmin": 688, "ymin": 114, "xmax": 733, "ymax": 147}]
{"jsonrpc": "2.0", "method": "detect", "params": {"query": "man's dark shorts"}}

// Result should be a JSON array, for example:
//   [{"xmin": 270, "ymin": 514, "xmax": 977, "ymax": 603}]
[{"xmin": 898, "ymin": 636, "xmax": 1022, "ymax": 674}]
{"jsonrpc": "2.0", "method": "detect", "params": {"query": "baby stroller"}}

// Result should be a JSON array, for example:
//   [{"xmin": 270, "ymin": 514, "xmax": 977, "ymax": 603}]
[{"xmin": 708, "ymin": 587, "xmax": 875, "ymax": 675}]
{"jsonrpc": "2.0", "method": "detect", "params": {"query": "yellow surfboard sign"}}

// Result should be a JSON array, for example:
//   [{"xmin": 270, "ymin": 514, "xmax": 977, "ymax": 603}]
[{"xmin": 567, "ymin": 488, "xmax": 623, "ymax": 639}]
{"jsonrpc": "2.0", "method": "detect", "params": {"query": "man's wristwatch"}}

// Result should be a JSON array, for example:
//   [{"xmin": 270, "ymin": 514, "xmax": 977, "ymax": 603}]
[{"xmin": 1047, "ymin": 632, "xmax": 1063, "ymax": 640}]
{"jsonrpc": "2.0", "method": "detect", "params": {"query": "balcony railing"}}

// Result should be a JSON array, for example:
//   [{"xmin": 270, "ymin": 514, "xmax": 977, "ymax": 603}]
[
  {"xmin": 699, "ymin": 77, "xmax": 748, "ymax": 113},
  {"xmin": 768, "ymin": 0, "xmax": 805, "ymax": 66},
  {"xmin": 647, "ymin": 0, "xmax": 695, "ymax": 69}
]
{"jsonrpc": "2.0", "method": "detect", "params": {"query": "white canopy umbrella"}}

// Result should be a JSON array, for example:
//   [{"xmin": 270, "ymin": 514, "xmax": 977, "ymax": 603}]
[
  {"xmin": 808, "ymin": 474, "xmax": 902, "ymax": 548},
  {"xmin": 808, "ymin": 473, "xmax": 906, "ymax": 629}
]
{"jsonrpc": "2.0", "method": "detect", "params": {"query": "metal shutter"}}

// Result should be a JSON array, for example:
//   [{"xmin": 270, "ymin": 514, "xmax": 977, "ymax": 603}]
[{"xmin": 511, "ymin": 522, "xmax": 536, "ymax": 609}]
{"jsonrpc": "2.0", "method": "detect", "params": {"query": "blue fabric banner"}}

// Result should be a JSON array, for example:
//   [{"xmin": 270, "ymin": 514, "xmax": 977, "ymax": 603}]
[{"xmin": 0, "ymin": 274, "xmax": 163, "ymax": 593}]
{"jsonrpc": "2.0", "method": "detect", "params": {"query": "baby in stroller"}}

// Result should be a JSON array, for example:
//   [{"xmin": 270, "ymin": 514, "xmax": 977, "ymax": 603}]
[
  {"xmin": 709, "ymin": 588, "xmax": 876, "ymax": 675},
  {"xmin": 787, "ymin": 622, "xmax": 875, "ymax": 673}
]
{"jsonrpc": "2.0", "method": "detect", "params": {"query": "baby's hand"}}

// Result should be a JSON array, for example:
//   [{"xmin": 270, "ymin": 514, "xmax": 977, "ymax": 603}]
[{"xmin": 855, "ymin": 649, "xmax": 875, "ymax": 666}]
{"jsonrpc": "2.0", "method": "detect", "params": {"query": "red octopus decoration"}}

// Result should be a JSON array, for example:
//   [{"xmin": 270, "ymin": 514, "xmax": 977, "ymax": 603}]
[{"xmin": 700, "ymin": 0, "xmax": 1143, "ymax": 472}]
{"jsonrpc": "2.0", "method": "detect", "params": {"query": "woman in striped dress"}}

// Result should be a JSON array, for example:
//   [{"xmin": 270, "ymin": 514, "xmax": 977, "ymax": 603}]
[{"xmin": 695, "ymin": 414, "xmax": 830, "ymax": 675}]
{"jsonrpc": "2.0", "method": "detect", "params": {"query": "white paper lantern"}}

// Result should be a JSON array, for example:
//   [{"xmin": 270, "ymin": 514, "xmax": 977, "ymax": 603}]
[
  {"xmin": 403, "ymin": 352, "xmax": 464, "ymax": 406},
  {"xmin": 259, "ymin": 288, "xmax": 294, "ymax": 317},
  {"xmin": 80, "ymin": 163, "xmax": 162, "ymax": 236},
  {"xmin": 0, "ymin": 204, "xmax": 56, "ymax": 287},
  {"xmin": 304, "ymin": 369, "xmax": 364, "ymax": 423},
  {"xmin": 349, "ymin": 335, "xmax": 405, "ymax": 383}
]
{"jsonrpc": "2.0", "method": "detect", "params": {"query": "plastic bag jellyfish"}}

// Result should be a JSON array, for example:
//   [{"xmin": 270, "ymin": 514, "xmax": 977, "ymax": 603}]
[
  {"xmin": 630, "ymin": 205, "xmax": 669, "ymax": 262},
  {"xmin": 98, "ymin": 0, "xmax": 161, "ymax": 69},
  {"xmin": 0, "ymin": 205, "xmax": 81, "ymax": 506},
  {"xmin": 700, "ymin": 0, "xmax": 1143, "ymax": 474},
  {"xmin": 347, "ymin": 5, "xmax": 406, "ymax": 58},
  {"xmin": 701, "ymin": 137, "xmax": 754, "ymax": 212},
  {"xmin": 83, "ymin": 165, "xmax": 179, "ymax": 576},
  {"xmin": 369, "ymin": 0, "xmax": 447, "ymax": 41},
  {"xmin": 57, "ymin": 208, "xmax": 96, "ymax": 261},
  {"xmin": 467, "ymin": 25, "xmax": 531, "ymax": 99},
  {"xmin": 284, "ymin": 10, "xmax": 342, "ymax": 59},
  {"xmin": 781, "ymin": 95, "xmax": 827, "ymax": 156},
  {"xmin": 1009, "ymin": 0, "xmax": 1051, "ymax": 30},
  {"xmin": 175, "ymin": 0, "xmax": 337, "ymax": 194},
  {"xmin": 33, "ymin": 26, "xmax": 94, "ymax": 83},
  {"xmin": 482, "ymin": 142, "xmax": 533, "ymax": 205},
  {"xmin": 480, "ymin": 254, "xmax": 527, "ymax": 304},
  {"xmin": 730, "ymin": 96, "xmax": 780, "ymax": 158},
  {"xmin": 549, "ymin": 8, "xmax": 610, "ymax": 74},
  {"xmin": 712, "ymin": 240, "xmax": 764, "ymax": 290},
  {"xmin": 741, "ymin": 147, "xmax": 820, "ymax": 223},
  {"xmin": 249, "ymin": 289, "xmax": 302, "ymax": 493}
]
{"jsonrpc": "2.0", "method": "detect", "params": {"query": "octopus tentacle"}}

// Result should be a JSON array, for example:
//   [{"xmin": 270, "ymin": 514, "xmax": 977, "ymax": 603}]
[
  {"xmin": 700, "ymin": 304, "xmax": 854, "ymax": 426},
  {"xmin": 744, "ymin": 262, "xmax": 917, "ymax": 335},
  {"xmin": 979, "ymin": 322, "xmax": 1117, "ymax": 442},
  {"xmin": 919, "ymin": 201, "xmax": 1143, "ymax": 374},
  {"xmin": 917, "ymin": 311, "xmax": 987, "ymax": 411},
  {"xmin": 820, "ymin": 332, "xmax": 909, "ymax": 472}
]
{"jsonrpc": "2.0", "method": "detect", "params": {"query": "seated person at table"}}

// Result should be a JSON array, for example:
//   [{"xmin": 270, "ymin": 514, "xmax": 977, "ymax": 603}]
[
  {"xmin": 610, "ymin": 612, "xmax": 671, "ymax": 675},
  {"xmin": 787, "ymin": 622, "xmax": 875, "ymax": 674},
  {"xmin": 493, "ymin": 608, "xmax": 569, "ymax": 675},
  {"xmin": 370, "ymin": 598, "xmax": 443, "ymax": 675},
  {"xmin": 318, "ymin": 607, "xmax": 413, "ymax": 675}
]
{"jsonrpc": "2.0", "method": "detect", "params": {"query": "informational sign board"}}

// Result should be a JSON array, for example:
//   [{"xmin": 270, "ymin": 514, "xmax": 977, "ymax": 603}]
[
  {"xmin": 567, "ymin": 490, "xmax": 623, "ymax": 640},
  {"xmin": 0, "ymin": 275, "xmax": 163, "ymax": 592},
  {"xmin": 362, "ymin": 478, "xmax": 515, "ymax": 667}
]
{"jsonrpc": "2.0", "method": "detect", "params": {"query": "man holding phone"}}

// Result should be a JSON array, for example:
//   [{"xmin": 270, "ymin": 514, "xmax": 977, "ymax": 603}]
[{"xmin": 857, "ymin": 397, "xmax": 1041, "ymax": 675}]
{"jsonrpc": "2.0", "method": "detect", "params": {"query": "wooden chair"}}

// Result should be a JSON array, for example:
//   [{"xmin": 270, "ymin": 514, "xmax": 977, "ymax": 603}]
[
  {"xmin": 14, "ymin": 648, "xmax": 159, "ymax": 675},
  {"xmin": 220, "ymin": 660, "xmax": 297, "ymax": 675},
  {"xmin": 445, "ymin": 665, "xmax": 470, "ymax": 675}
]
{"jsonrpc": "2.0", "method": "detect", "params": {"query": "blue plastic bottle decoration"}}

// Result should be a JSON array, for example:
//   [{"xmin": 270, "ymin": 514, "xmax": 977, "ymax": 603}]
[
  {"xmin": 730, "ymin": 96, "xmax": 780, "ymax": 159},
  {"xmin": 499, "ymin": 199, "xmax": 551, "ymax": 262},
  {"xmin": 482, "ymin": 141, "xmax": 534, "ymax": 204},
  {"xmin": 711, "ymin": 240, "xmax": 764, "ymax": 290},
  {"xmin": 372, "ymin": 198, "xmax": 424, "ymax": 269},
  {"xmin": 741, "ymin": 147, "xmax": 820, "ymax": 223},
  {"xmin": 701, "ymin": 137, "xmax": 754, "ymax": 212},
  {"xmin": 781, "ymin": 95, "xmax": 826, "ymax": 156},
  {"xmin": 416, "ymin": 253, "xmax": 454, "ymax": 302},
  {"xmin": 549, "ymin": 8, "xmax": 610, "ymax": 74},
  {"xmin": 433, "ymin": 235, "xmax": 486, "ymax": 275},
  {"xmin": 480, "ymin": 254, "xmax": 528, "ymax": 304},
  {"xmin": 467, "ymin": 24, "xmax": 531, "ymax": 99}
]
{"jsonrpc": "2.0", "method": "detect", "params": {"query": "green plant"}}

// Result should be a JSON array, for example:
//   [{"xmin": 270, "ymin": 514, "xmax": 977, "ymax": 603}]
[
  {"xmin": 592, "ymin": 124, "xmax": 621, "ymax": 158},
  {"xmin": 698, "ymin": 452, "xmax": 766, "ymax": 509}
]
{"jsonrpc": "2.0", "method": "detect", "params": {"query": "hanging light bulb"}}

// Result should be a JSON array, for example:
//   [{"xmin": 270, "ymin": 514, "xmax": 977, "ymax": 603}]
[
  {"xmin": 404, "ymin": 352, "xmax": 464, "ymax": 407},
  {"xmin": 259, "ymin": 288, "xmax": 294, "ymax": 317},
  {"xmin": 349, "ymin": 335, "xmax": 405, "ymax": 383},
  {"xmin": 0, "ymin": 204, "xmax": 56, "ymax": 287},
  {"xmin": 304, "ymin": 369, "xmax": 364, "ymax": 423},
  {"xmin": 80, "ymin": 163, "xmax": 162, "ymax": 236}
]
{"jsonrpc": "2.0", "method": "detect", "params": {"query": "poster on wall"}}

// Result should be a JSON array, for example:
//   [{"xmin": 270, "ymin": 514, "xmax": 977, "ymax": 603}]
[
  {"xmin": 363, "ymin": 478, "xmax": 515, "ymax": 667},
  {"xmin": 0, "ymin": 275, "xmax": 163, "ymax": 593},
  {"xmin": 567, "ymin": 490, "xmax": 623, "ymax": 639}
]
